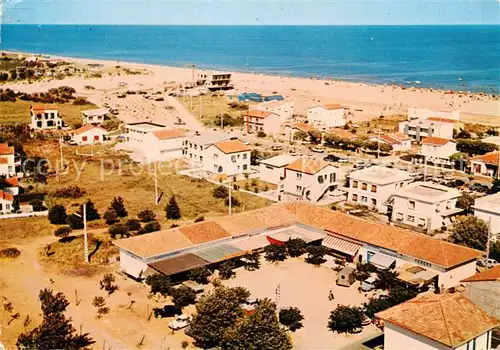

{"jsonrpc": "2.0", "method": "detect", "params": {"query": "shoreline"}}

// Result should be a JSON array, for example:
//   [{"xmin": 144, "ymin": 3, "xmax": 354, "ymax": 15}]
[{"xmin": 3, "ymin": 50, "xmax": 500, "ymax": 126}]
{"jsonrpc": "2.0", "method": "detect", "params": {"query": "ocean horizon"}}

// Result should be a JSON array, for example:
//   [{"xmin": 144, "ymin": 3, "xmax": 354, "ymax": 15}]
[{"xmin": 2, "ymin": 25, "xmax": 499, "ymax": 93}]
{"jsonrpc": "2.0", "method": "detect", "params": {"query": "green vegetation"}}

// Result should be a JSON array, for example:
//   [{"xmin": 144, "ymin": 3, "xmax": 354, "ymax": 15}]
[{"xmin": 450, "ymin": 216, "xmax": 489, "ymax": 251}]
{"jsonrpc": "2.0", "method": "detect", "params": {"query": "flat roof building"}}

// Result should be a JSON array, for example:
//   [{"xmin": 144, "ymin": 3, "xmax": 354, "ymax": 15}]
[{"xmin": 474, "ymin": 192, "xmax": 500, "ymax": 241}]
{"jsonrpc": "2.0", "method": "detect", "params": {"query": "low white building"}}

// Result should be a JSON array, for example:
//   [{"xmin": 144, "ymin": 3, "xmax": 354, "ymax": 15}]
[
  {"xmin": 0, "ymin": 190, "xmax": 14, "ymax": 215},
  {"xmin": 81, "ymin": 108, "xmax": 108, "ymax": 126},
  {"xmin": 399, "ymin": 117, "xmax": 457, "ymax": 141},
  {"xmin": 259, "ymin": 154, "xmax": 298, "ymax": 185},
  {"xmin": 255, "ymin": 100, "xmax": 295, "ymax": 121},
  {"xmin": 307, "ymin": 104, "xmax": 346, "ymax": 130},
  {"xmin": 70, "ymin": 125, "xmax": 108, "ymax": 145},
  {"xmin": 474, "ymin": 192, "xmax": 500, "ymax": 241},
  {"xmin": 390, "ymin": 182, "xmax": 462, "ymax": 232},
  {"xmin": 196, "ymin": 71, "xmax": 232, "ymax": 90},
  {"xmin": 368, "ymin": 132, "xmax": 412, "ymax": 152},
  {"xmin": 408, "ymin": 107, "xmax": 460, "ymax": 121},
  {"xmin": 280, "ymin": 158, "xmax": 340, "ymax": 203},
  {"xmin": 245, "ymin": 109, "xmax": 280, "ymax": 135},
  {"xmin": 470, "ymin": 152, "xmax": 500, "ymax": 178},
  {"xmin": 377, "ymin": 293, "xmax": 499, "ymax": 350},
  {"xmin": 420, "ymin": 137, "xmax": 457, "ymax": 159},
  {"xmin": 0, "ymin": 143, "xmax": 16, "ymax": 177},
  {"xmin": 204, "ymin": 140, "xmax": 251, "ymax": 176},
  {"xmin": 125, "ymin": 122, "xmax": 166, "ymax": 144},
  {"xmin": 346, "ymin": 166, "xmax": 412, "ymax": 213},
  {"xmin": 184, "ymin": 130, "xmax": 237, "ymax": 165},
  {"xmin": 30, "ymin": 104, "xmax": 62, "ymax": 130}
]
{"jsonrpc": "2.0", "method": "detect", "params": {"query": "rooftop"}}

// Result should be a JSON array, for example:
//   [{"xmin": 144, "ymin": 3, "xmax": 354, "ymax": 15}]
[
  {"xmin": 376, "ymin": 293, "xmax": 500, "ymax": 348},
  {"xmin": 0, "ymin": 143, "xmax": 14, "ymax": 155},
  {"xmin": 282, "ymin": 122, "xmax": 314, "ymax": 133},
  {"xmin": 31, "ymin": 104, "xmax": 58, "ymax": 111},
  {"xmin": 310, "ymin": 103, "xmax": 344, "ymax": 110},
  {"xmin": 370, "ymin": 133, "xmax": 410, "ymax": 145},
  {"xmin": 426, "ymin": 117, "xmax": 457, "ymax": 124},
  {"xmin": 474, "ymin": 192, "xmax": 500, "ymax": 213},
  {"xmin": 212, "ymin": 140, "xmax": 250, "ymax": 154},
  {"xmin": 126, "ymin": 121, "xmax": 166, "ymax": 131},
  {"xmin": 0, "ymin": 191, "xmax": 14, "ymax": 201},
  {"xmin": 72, "ymin": 124, "xmax": 107, "ymax": 135},
  {"xmin": 259, "ymin": 154, "xmax": 299, "ymax": 168},
  {"xmin": 394, "ymin": 182, "xmax": 461, "ymax": 202},
  {"xmin": 471, "ymin": 151, "xmax": 500, "ymax": 166},
  {"xmin": 348, "ymin": 166, "xmax": 412, "ymax": 185},
  {"xmin": 285, "ymin": 158, "xmax": 332, "ymax": 175},
  {"xmin": 326, "ymin": 128, "xmax": 358, "ymax": 140},
  {"xmin": 246, "ymin": 109, "xmax": 276, "ymax": 119},
  {"xmin": 152, "ymin": 129, "xmax": 186, "ymax": 140},
  {"xmin": 257, "ymin": 100, "xmax": 291, "ymax": 108},
  {"xmin": 81, "ymin": 108, "xmax": 108, "ymax": 117},
  {"xmin": 186, "ymin": 130, "xmax": 236, "ymax": 146},
  {"xmin": 462, "ymin": 265, "xmax": 500, "ymax": 282},
  {"xmin": 421, "ymin": 137, "xmax": 453, "ymax": 146}
]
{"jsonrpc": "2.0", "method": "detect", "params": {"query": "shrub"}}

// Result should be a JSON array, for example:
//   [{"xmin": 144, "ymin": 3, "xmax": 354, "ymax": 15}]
[
  {"xmin": 143, "ymin": 221, "xmax": 161, "ymax": 233},
  {"xmin": 0, "ymin": 247, "xmax": 21, "ymax": 258},
  {"xmin": 137, "ymin": 209, "xmax": 156, "ymax": 222},
  {"xmin": 30, "ymin": 199, "xmax": 45, "ymax": 212},
  {"xmin": 188, "ymin": 266, "xmax": 211, "ymax": 284},
  {"xmin": 103, "ymin": 209, "xmax": 119, "ymax": 225},
  {"xmin": 145, "ymin": 274, "xmax": 171, "ymax": 296},
  {"xmin": 48, "ymin": 204, "xmax": 67, "ymax": 225},
  {"xmin": 109, "ymin": 196, "xmax": 127, "ymax": 218},
  {"xmin": 108, "ymin": 223, "xmax": 129, "ymax": 239},
  {"xmin": 212, "ymin": 185, "xmax": 229, "ymax": 199},
  {"xmin": 224, "ymin": 196, "xmax": 240, "ymax": 207},
  {"xmin": 279, "ymin": 307, "xmax": 304, "ymax": 331},
  {"xmin": 54, "ymin": 226, "xmax": 72, "ymax": 239},
  {"xmin": 242, "ymin": 252, "xmax": 260, "ymax": 271},
  {"xmin": 169, "ymin": 286, "xmax": 197, "ymax": 309},
  {"xmin": 99, "ymin": 273, "xmax": 119, "ymax": 295},
  {"xmin": 305, "ymin": 245, "xmax": 327, "ymax": 265},
  {"xmin": 257, "ymin": 131, "xmax": 267, "ymax": 138},
  {"xmin": 165, "ymin": 196, "xmax": 181, "ymax": 220},
  {"xmin": 125, "ymin": 219, "xmax": 141, "ymax": 232},
  {"xmin": 264, "ymin": 244, "xmax": 287, "ymax": 262},
  {"xmin": 218, "ymin": 260, "xmax": 235, "ymax": 280},
  {"xmin": 285, "ymin": 238, "xmax": 307, "ymax": 257},
  {"xmin": 66, "ymin": 214, "xmax": 83, "ymax": 230},
  {"xmin": 52, "ymin": 185, "xmax": 85, "ymax": 199}
]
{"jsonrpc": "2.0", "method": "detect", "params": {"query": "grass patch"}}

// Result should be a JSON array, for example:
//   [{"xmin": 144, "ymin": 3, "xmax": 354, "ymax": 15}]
[
  {"xmin": 0, "ymin": 217, "xmax": 54, "ymax": 241},
  {"xmin": 235, "ymin": 179, "xmax": 277, "ymax": 192},
  {"xmin": 0, "ymin": 100, "xmax": 98, "ymax": 126},
  {"xmin": 354, "ymin": 115, "xmax": 407, "ymax": 137}
]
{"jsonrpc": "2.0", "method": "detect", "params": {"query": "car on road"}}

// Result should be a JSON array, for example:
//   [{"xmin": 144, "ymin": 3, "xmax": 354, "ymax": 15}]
[
  {"xmin": 324, "ymin": 154, "xmax": 340, "ymax": 162},
  {"xmin": 311, "ymin": 147, "xmax": 324, "ymax": 153},
  {"xmin": 477, "ymin": 258, "xmax": 498, "ymax": 269},
  {"xmin": 271, "ymin": 144, "xmax": 283, "ymax": 151},
  {"xmin": 337, "ymin": 157, "xmax": 349, "ymax": 163},
  {"xmin": 168, "ymin": 314, "xmax": 192, "ymax": 330},
  {"xmin": 66, "ymin": 140, "xmax": 78, "ymax": 146},
  {"xmin": 361, "ymin": 277, "xmax": 377, "ymax": 292},
  {"xmin": 153, "ymin": 305, "xmax": 182, "ymax": 319}
]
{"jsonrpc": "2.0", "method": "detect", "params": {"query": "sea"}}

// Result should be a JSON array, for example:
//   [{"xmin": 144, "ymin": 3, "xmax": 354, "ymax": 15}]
[{"xmin": 2, "ymin": 25, "xmax": 499, "ymax": 93}]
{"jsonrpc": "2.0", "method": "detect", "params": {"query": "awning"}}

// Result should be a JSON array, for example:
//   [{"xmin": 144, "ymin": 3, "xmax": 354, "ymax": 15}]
[
  {"xmin": 369, "ymin": 253, "xmax": 396, "ymax": 270},
  {"xmin": 148, "ymin": 253, "xmax": 210, "ymax": 276},
  {"xmin": 322, "ymin": 235, "xmax": 361, "ymax": 257},
  {"xmin": 193, "ymin": 244, "xmax": 244, "ymax": 263}
]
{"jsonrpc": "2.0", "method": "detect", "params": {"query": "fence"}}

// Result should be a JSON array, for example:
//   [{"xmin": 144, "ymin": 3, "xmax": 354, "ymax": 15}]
[{"xmin": 0, "ymin": 210, "xmax": 49, "ymax": 220}]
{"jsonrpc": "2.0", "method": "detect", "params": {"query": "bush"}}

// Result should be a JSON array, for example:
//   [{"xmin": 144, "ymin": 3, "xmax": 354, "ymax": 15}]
[
  {"xmin": 328, "ymin": 305, "xmax": 365, "ymax": 334},
  {"xmin": 218, "ymin": 260, "xmax": 236, "ymax": 280},
  {"xmin": 145, "ymin": 274, "xmax": 171, "ymax": 296},
  {"xmin": 48, "ymin": 204, "xmax": 67, "ymax": 225},
  {"xmin": 212, "ymin": 185, "xmax": 229, "ymax": 199},
  {"xmin": 109, "ymin": 196, "xmax": 127, "ymax": 218},
  {"xmin": 224, "ymin": 196, "xmax": 240, "ymax": 207},
  {"xmin": 66, "ymin": 214, "xmax": 83, "ymax": 230},
  {"xmin": 279, "ymin": 307, "xmax": 304, "ymax": 331},
  {"xmin": 108, "ymin": 223, "xmax": 129, "ymax": 239},
  {"xmin": 0, "ymin": 247, "xmax": 21, "ymax": 258},
  {"xmin": 125, "ymin": 219, "xmax": 141, "ymax": 231},
  {"xmin": 285, "ymin": 238, "xmax": 307, "ymax": 257},
  {"xmin": 54, "ymin": 226, "xmax": 72, "ymax": 239},
  {"xmin": 169, "ymin": 286, "xmax": 197, "ymax": 309},
  {"xmin": 188, "ymin": 266, "xmax": 211, "ymax": 284},
  {"xmin": 52, "ymin": 185, "xmax": 85, "ymax": 199},
  {"xmin": 138, "ymin": 209, "xmax": 156, "ymax": 222},
  {"xmin": 165, "ymin": 196, "xmax": 181, "ymax": 220},
  {"xmin": 103, "ymin": 209, "xmax": 118, "ymax": 225},
  {"xmin": 257, "ymin": 131, "xmax": 267, "ymax": 138},
  {"xmin": 30, "ymin": 199, "xmax": 45, "ymax": 212},
  {"xmin": 242, "ymin": 252, "xmax": 260, "ymax": 271},
  {"xmin": 143, "ymin": 221, "xmax": 161, "ymax": 233},
  {"xmin": 305, "ymin": 245, "xmax": 327, "ymax": 265},
  {"xmin": 99, "ymin": 273, "xmax": 119, "ymax": 295},
  {"xmin": 264, "ymin": 244, "xmax": 287, "ymax": 262}
]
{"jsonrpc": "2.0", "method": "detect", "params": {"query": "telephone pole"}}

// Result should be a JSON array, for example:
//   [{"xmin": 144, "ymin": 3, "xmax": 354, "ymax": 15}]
[
  {"xmin": 83, "ymin": 203, "xmax": 89, "ymax": 263},
  {"xmin": 154, "ymin": 162, "xmax": 158, "ymax": 205},
  {"xmin": 228, "ymin": 177, "xmax": 232, "ymax": 215}
]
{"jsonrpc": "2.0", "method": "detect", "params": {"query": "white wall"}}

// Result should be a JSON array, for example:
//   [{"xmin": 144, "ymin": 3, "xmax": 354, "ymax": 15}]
[
  {"xmin": 400, "ymin": 120, "xmax": 454, "ymax": 141},
  {"xmin": 307, "ymin": 107, "xmax": 345, "ymax": 129},
  {"xmin": 281, "ymin": 165, "xmax": 339, "ymax": 202},
  {"xmin": 347, "ymin": 179, "xmax": 409, "ymax": 213},
  {"xmin": 203, "ymin": 146, "xmax": 250, "ymax": 176},
  {"xmin": 259, "ymin": 164, "xmax": 285, "ymax": 184},
  {"xmin": 384, "ymin": 322, "xmax": 451, "ymax": 350},
  {"xmin": 30, "ymin": 109, "xmax": 62, "ymax": 130},
  {"xmin": 438, "ymin": 260, "xmax": 477, "ymax": 290},
  {"xmin": 408, "ymin": 107, "xmax": 460, "ymax": 121},
  {"xmin": 421, "ymin": 142, "xmax": 457, "ymax": 159},
  {"xmin": 246, "ymin": 113, "xmax": 281, "ymax": 135},
  {"xmin": 0, "ymin": 154, "xmax": 15, "ymax": 176},
  {"xmin": 0, "ymin": 197, "xmax": 13, "ymax": 214},
  {"xmin": 256, "ymin": 101, "xmax": 295, "ymax": 121},
  {"xmin": 119, "ymin": 250, "xmax": 149, "ymax": 279},
  {"xmin": 73, "ymin": 129, "xmax": 107, "ymax": 145},
  {"xmin": 147, "ymin": 136, "xmax": 186, "ymax": 162}
]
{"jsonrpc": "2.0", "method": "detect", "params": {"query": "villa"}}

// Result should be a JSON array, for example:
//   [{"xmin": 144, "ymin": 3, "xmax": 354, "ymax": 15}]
[
  {"xmin": 307, "ymin": 104, "xmax": 346, "ymax": 130},
  {"xmin": 245, "ymin": 109, "xmax": 281, "ymax": 136},
  {"xmin": 70, "ymin": 125, "xmax": 108, "ymax": 145},
  {"xmin": 259, "ymin": 154, "xmax": 299, "ymax": 185},
  {"xmin": 81, "ymin": 108, "xmax": 108, "ymax": 126},
  {"xmin": 30, "ymin": 104, "xmax": 62, "ymax": 130},
  {"xmin": 0, "ymin": 143, "xmax": 16, "ymax": 177},
  {"xmin": 368, "ymin": 133, "xmax": 412, "ymax": 152},
  {"xmin": 255, "ymin": 100, "xmax": 295, "ymax": 121},
  {"xmin": 399, "ymin": 117, "xmax": 458, "ymax": 141},
  {"xmin": 203, "ymin": 140, "xmax": 251, "ymax": 176},
  {"xmin": 470, "ymin": 151, "xmax": 500, "ymax": 178}
]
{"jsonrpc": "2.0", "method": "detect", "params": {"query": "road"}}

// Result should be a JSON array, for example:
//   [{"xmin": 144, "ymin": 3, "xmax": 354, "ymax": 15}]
[{"xmin": 165, "ymin": 96, "xmax": 203, "ymax": 131}]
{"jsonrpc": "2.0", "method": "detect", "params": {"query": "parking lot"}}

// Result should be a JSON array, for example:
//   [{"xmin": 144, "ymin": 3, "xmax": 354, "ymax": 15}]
[{"xmin": 223, "ymin": 257, "xmax": 381, "ymax": 349}]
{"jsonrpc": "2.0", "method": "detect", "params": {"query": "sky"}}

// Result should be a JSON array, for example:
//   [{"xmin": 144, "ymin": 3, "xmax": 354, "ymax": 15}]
[{"xmin": 2, "ymin": 0, "xmax": 500, "ymax": 25}]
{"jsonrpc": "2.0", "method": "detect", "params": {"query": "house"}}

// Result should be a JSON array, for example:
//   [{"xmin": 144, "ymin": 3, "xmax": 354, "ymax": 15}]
[
  {"xmin": 474, "ymin": 192, "xmax": 500, "ymax": 241},
  {"xmin": 255, "ymin": 100, "xmax": 294, "ymax": 121},
  {"xmin": 346, "ymin": 166, "xmax": 412, "ymax": 213},
  {"xmin": 279, "ymin": 158, "xmax": 340, "ymax": 203},
  {"xmin": 307, "ymin": 104, "xmax": 346, "ymax": 129},
  {"xmin": 3, "ymin": 177, "xmax": 19, "ymax": 196},
  {"xmin": 282, "ymin": 122, "xmax": 315, "ymax": 142},
  {"xmin": 259, "ymin": 154, "xmax": 298, "ymax": 185},
  {"xmin": 245, "ymin": 109, "xmax": 280, "ymax": 135},
  {"xmin": 470, "ymin": 152, "xmax": 500, "ymax": 178},
  {"xmin": 376, "ymin": 293, "xmax": 499, "ymax": 350},
  {"xmin": 408, "ymin": 107, "xmax": 460, "ymax": 121},
  {"xmin": 390, "ymin": 182, "xmax": 462, "ymax": 232},
  {"xmin": 81, "ymin": 108, "xmax": 108, "ymax": 126},
  {"xmin": 203, "ymin": 140, "xmax": 251, "ymax": 176},
  {"xmin": 420, "ymin": 137, "xmax": 457, "ymax": 163},
  {"xmin": 462, "ymin": 265, "xmax": 500, "ymax": 320},
  {"xmin": 114, "ymin": 202, "xmax": 483, "ymax": 289},
  {"xmin": 0, "ymin": 191, "xmax": 14, "ymax": 215},
  {"xmin": 196, "ymin": 71, "xmax": 232, "ymax": 90},
  {"xmin": 183, "ymin": 130, "xmax": 237, "ymax": 165},
  {"xmin": 0, "ymin": 143, "xmax": 16, "ymax": 177},
  {"xmin": 125, "ymin": 121, "xmax": 166, "ymax": 144},
  {"xmin": 30, "ymin": 104, "xmax": 62, "ymax": 130},
  {"xmin": 368, "ymin": 133, "xmax": 412, "ymax": 152},
  {"xmin": 399, "ymin": 117, "xmax": 457, "ymax": 141},
  {"xmin": 70, "ymin": 125, "xmax": 108, "ymax": 145},
  {"xmin": 325, "ymin": 128, "xmax": 358, "ymax": 141}
]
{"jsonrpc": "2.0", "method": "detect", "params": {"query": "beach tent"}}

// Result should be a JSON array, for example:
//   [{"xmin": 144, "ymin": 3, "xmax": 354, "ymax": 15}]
[
  {"xmin": 238, "ymin": 93, "xmax": 263, "ymax": 102},
  {"xmin": 264, "ymin": 95, "xmax": 284, "ymax": 102}
]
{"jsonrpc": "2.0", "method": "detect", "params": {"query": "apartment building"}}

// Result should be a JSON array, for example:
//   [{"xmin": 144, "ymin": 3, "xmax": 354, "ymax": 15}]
[
  {"xmin": 408, "ymin": 107, "xmax": 460, "ymax": 121},
  {"xmin": 307, "ymin": 104, "xmax": 346, "ymax": 130},
  {"xmin": 420, "ymin": 137, "xmax": 457, "ymax": 159},
  {"xmin": 30, "ymin": 104, "xmax": 62, "ymax": 130},
  {"xmin": 196, "ymin": 71, "xmax": 232, "ymax": 90},
  {"xmin": 390, "ymin": 182, "xmax": 462, "ymax": 232},
  {"xmin": 183, "ymin": 131, "xmax": 237, "ymax": 165},
  {"xmin": 399, "ymin": 117, "xmax": 457, "ymax": 141},
  {"xmin": 204, "ymin": 140, "xmax": 251, "ymax": 176},
  {"xmin": 245, "ymin": 109, "xmax": 281, "ymax": 135}
]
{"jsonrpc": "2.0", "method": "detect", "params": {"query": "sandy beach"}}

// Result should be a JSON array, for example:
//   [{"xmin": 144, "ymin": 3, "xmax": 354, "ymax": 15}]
[{"xmin": 3, "ymin": 52, "xmax": 500, "ymax": 126}]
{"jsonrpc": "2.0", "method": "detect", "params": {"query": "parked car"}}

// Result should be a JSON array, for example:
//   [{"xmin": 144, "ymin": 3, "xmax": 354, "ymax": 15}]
[
  {"xmin": 153, "ymin": 305, "xmax": 182, "ymax": 319},
  {"xmin": 477, "ymin": 258, "xmax": 498, "ymax": 269},
  {"xmin": 66, "ymin": 140, "xmax": 78, "ymax": 146},
  {"xmin": 337, "ymin": 157, "xmax": 349, "ymax": 163},
  {"xmin": 311, "ymin": 147, "xmax": 324, "ymax": 153},
  {"xmin": 324, "ymin": 154, "xmax": 340, "ymax": 162},
  {"xmin": 361, "ymin": 277, "xmax": 377, "ymax": 292},
  {"xmin": 271, "ymin": 144, "xmax": 283, "ymax": 151},
  {"xmin": 168, "ymin": 314, "xmax": 192, "ymax": 330}
]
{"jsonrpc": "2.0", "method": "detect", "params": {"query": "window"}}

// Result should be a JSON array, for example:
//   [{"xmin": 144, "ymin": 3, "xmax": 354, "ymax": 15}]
[
  {"xmin": 189, "ymin": 143, "xmax": 193, "ymax": 148},
  {"xmin": 436, "ymin": 204, "xmax": 441, "ymax": 213},
  {"xmin": 418, "ymin": 218, "xmax": 426, "ymax": 227},
  {"xmin": 371, "ymin": 198, "xmax": 377, "ymax": 206},
  {"xmin": 415, "ymin": 259, "xmax": 431, "ymax": 268},
  {"xmin": 361, "ymin": 196, "xmax": 367, "ymax": 203},
  {"xmin": 396, "ymin": 212, "xmax": 403, "ymax": 221},
  {"xmin": 408, "ymin": 200, "xmax": 415, "ymax": 210},
  {"xmin": 330, "ymin": 173, "xmax": 336, "ymax": 183},
  {"xmin": 361, "ymin": 183, "xmax": 368, "ymax": 190},
  {"xmin": 243, "ymin": 153, "xmax": 247, "ymax": 160},
  {"xmin": 6, "ymin": 204, "xmax": 10, "ymax": 210},
  {"xmin": 371, "ymin": 185, "xmax": 377, "ymax": 193},
  {"xmin": 318, "ymin": 176, "xmax": 324, "ymax": 184},
  {"xmin": 296, "ymin": 185, "xmax": 302, "ymax": 192},
  {"xmin": 200, "ymin": 156, "xmax": 203, "ymax": 161},
  {"xmin": 446, "ymin": 201, "xmax": 452, "ymax": 209},
  {"xmin": 352, "ymin": 180, "xmax": 358, "ymax": 188},
  {"xmin": 297, "ymin": 173, "xmax": 302, "ymax": 179},
  {"xmin": 82, "ymin": 136, "xmax": 88, "ymax": 141},
  {"xmin": 213, "ymin": 154, "xmax": 218, "ymax": 160},
  {"xmin": 194, "ymin": 145, "xmax": 198, "ymax": 150},
  {"xmin": 231, "ymin": 155, "xmax": 236, "ymax": 163},
  {"xmin": 200, "ymin": 146, "xmax": 203, "ymax": 151},
  {"xmin": 352, "ymin": 194, "xmax": 358, "ymax": 202},
  {"xmin": 243, "ymin": 164, "xmax": 247, "ymax": 171},
  {"xmin": 266, "ymin": 165, "xmax": 273, "ymax": 170},
  {"xmin": 94, "ymin": 135, "xmax": 99, "ymax": 141},
  {"xmin": 407, "ymin": 215, "xmax": 415, "ymax": 222}
]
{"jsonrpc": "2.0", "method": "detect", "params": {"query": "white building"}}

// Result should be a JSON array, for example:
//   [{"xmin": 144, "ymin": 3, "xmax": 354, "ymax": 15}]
[
  {"xmin": 399, "ymin": 117, "xmax": 457, "ymax": 141},
  {"xmin": 408, "ymin": 107, "xmax": 460, "ymax": 122},
  {"xmin": 470, "ymin": 152, "xmax": 500, "ymax": 178},
  {"xmin": 70, "ymin": 125, "xmax": 108, "ymax": 145},
  {"xmin": 0, "ymin": 143, "xmax": 15, "ymax": 177},
  {"xmin": 474, "ymin": 192, "xmax": 500, "ymax": 241},
  {"xmin": 184, "ymin": 131, "xmax": 237, "ymax": 165},
  {"xmin": 377, "ymin": 293, "xmax": 499, "ymax": 350},
  {"xmin": 390, "ymin": 182, "xmax": 462, "ymax": 232},
  {"xmin": 259, "ymin": 154, "xmax": 299, "ymax": 185},
  {"xmin": 346, "ymin": 166, "xmax": 412, "ymax": 213},
  {"xmin": 125, "ymin": 122, "xmax": 166, "ymax": 144},
  {"xmin": 245, "ymin": 109, "xmax": 280, "ymax": 135},
  {"xmin": 255, "ymin": 100, "xmax": 295, "ymax": 122},
  {"xmin": 30, "ymin": 105, "xmax": 62, "ymax": 130},
  {"xmin": 307, "ymin": 104, "xmax": 346, "ymax": 130},
  {"xmin": 0, "ymin": 190, "xmax": 14, "ymax": 215},
  {"xmin": 204, "ymin": 140, "xmax": 250, "ymax": 176},
  {"xmin": 196, "ymin": 71, "xmax": 232, "ymax": 90},
  {"xmin": 421, "ymin": 137, "xmax": 457, "ymax": 159},
  {"xmin": 280, "ymin": 158, "xmax": 340, "ymax": 203},
  {"xmin": 368, "ymin": 132, "xmax": 412, "ymax": 152},
  {"xmin": 462, "ymin": 266, "xmax": 500, "ymax": 320},
  {"xmin": 282, "ymin": 122, "xmax": 315, "ymax": 142},
  {"xmin": 81, "ymin": 108, "xmax": 108, "ymax": 126}
]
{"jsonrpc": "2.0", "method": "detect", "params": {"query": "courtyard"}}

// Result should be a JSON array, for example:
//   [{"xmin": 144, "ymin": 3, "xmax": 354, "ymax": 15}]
[{"xmin": 223, "ymin": 257, "xmax": 382, "ymax": 349}]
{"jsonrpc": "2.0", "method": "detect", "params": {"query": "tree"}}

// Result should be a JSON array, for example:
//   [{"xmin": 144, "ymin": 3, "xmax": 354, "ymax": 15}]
[
  {"xmin": 328, "ymin": 305, "xmax": 365, "ymax": 334},
  {"xmin": 222, "ymin": 298, "xmax": 292, "ymax": 350},
  {"xmin": 138, "ymin": 209, "xmax": 156, "ymax": 222},
  {"xmin": 92, "ymin": 296, "xmax": 109, "ymax": 318},
  {"xmin": 17, "ymin": 289, "xmax": 94, "ymax": 349},
  {"xmin": 54, "ymin": 226, "xmax": 72, "ymax": 239},
  {"xmin": 30, "ymin": 199, "xmax": 45, "ymax": 212},
  {"xmin": 279, "ymin": 307, "xmax": 304, "ymax": 331},
  {"xmin": 103, "ymin": 209, "xmax": 119, "ymax": 225},
  {"xmin": 218, "ymin": 260, "xmax": 236, "ymax": 279},
  {"xmin": 293, "ymin": 130, "xmax": 308, "ymax": 141},
  {"xmin": 285, "ymin": 238, "xmax": 307, "ymax": 257},
  {"xmin": 224, "ymin": 196, "xmax": 240, "ymax": 207},
  {"xmin": 489, "ymin": 240, "xmax": 500, "ymax": 262},
  {"xmin": 165, "ymin": 195, "xmax": 181, "ymax": 220},
  {"xmin": 143, "ymin": 221, "xmax": 161, "ymax": 233},
  {"xmin": 455, "ymin": 129, "xmax": 472, "ymax": 139},
  {"xmin": 169, "ymin": 286, "xmax": 197, "ymax": 309},
  {"xmin": 212, "ymin": 185, "xmax": 229, "ymax": 199},
  {"xmin": 305, "ymin": 245, "xmax": 327, "ymax": 265},
  {"xmin": 457, "ymin": 193, "xmax": 475, "ymax": 214},
  {"xmin": 450, "ymin": 216, "xmax": 489, "ymax": 251},
  {"xmin": 78, "ymin": 200, "xmax": 100, "ymax": 221},
  {"xmin": 308, "ymin": 130, "xmax": 322, "ymax": 144},
  {"xmin": 12, "ymin": 196, "xmax": 20, "ymax": 213},
  {"xmin": 490, "ymin": 179, "xmax": 500, "ymax": 194},
  {"xmin": 264, "ymin": 244, "xmax": 287, "ymax": 262},
  {"xmin": 109, "ymin": 196, "xmax": 128, "ymax": 218},
  {"xmin": 363, "ymin": 296, "xmax": 392, "ymax": 319},
  {"xmin": 48, "ymin": 204, "xmax": 67, "ymax": 225},
  {"xmin": 126, "ymin": 218, "xmax": 142, "ymax": 232},
  {"xmin": 374, "ymin": 270, "xmax": 399, "ymax": 290},
  {"xmin": 242, "ymin": 252, "xmax": 261, "ymax": 271},
  {"xmin": 189, "ymin": 286, "xmax": 249, "ymax": 348},
  {"xmin": 66, "ymin": 214, "xmax": 83, "ymax": 229},
  {"xmin": 257, "ymin": 130, "xmax": 267, "ymax": 138},
  {"xmin": 145, "ymin": 273, "xmax": 171, "ymax": 296},
  {"xmin": 189, "ymin": 267, "xmax": 211, "ymax": 284},
  {"xmin": 99, "ymin": 273, "xmax": 119, "ymax": 295},
  {"xmin": 108, "ymin": 223, "xmax": 129, "ymax": 239},
  {"xmin": 9, "ymin": 69, "xmax": 17, "ymax": 80}
]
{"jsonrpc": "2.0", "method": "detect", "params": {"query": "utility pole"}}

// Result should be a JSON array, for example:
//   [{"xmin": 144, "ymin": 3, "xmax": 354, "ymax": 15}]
[
  {"xmin": 228, "ymin": 177, "xmax": 232, "ymax": 215},
  {"xmin": 377, "ymin": 129, "xmax": 381, "ymax": 159},
  {"xmin": 220, "ymin": 107, "xmax": 224, "ymax": 129},
  {"xmin": 59, "ymin": 138, "xmax": 64, "ymax": 169},
  {"xmin": 423, "ymin": 155, "xmax": 428, "ymax": 181},
  {"xmin": 154, "ymin": 162, "xmax": 158, "ymax": 205},
  {"xmin": 83, "ymin": 203, "xmax": 89, "ymax": 263},
  {"xmin": 487, "ymin": 217, "xmax": 492, "ymax": 259}
]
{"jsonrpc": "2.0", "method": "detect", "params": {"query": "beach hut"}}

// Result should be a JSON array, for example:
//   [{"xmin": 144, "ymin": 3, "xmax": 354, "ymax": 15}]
[{"xmin": 336, "ymin": 266, "xmax": 355, "ymax": 287}]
